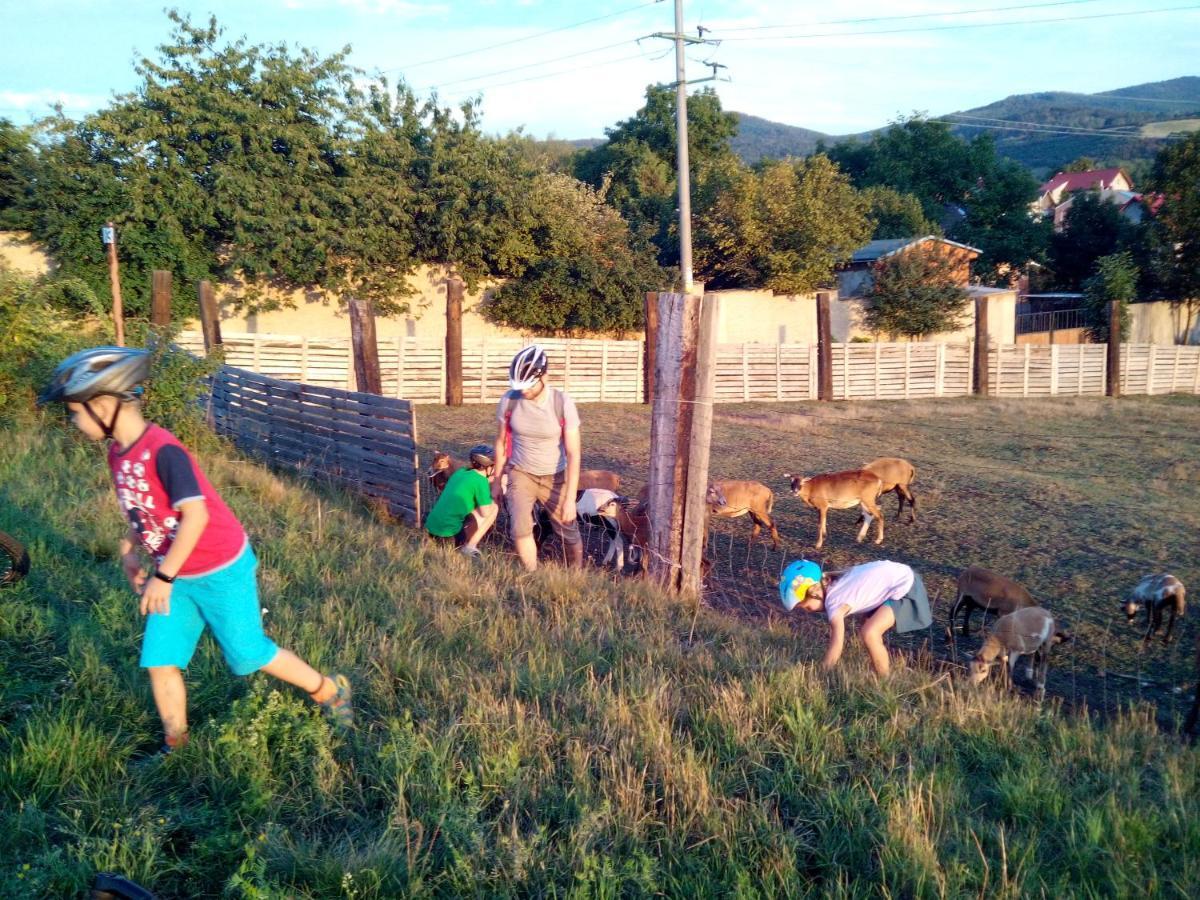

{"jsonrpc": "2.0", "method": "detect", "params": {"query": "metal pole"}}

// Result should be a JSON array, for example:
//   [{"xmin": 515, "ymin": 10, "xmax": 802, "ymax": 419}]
[{"xmin": 673, "ymin": 0, "xmax": 693, "ymax": 291}]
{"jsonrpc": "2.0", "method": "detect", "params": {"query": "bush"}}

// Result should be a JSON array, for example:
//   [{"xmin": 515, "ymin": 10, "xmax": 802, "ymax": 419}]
[
  {"xmin": 1082, "ymin": 251, "xmax": 1136, "ymax": 343},
  {"xmin": 0, "ymin": 264, "xmax": 104, "ymax": 419},
  {"xmin": 862, "ymin": 244, "xmax": 970, "ymax": 338}
]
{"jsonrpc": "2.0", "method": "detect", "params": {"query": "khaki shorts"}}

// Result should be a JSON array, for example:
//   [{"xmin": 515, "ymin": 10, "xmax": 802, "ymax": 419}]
[{"xmin": 506, "ymin": 468, "xmax": 581, "ymax": 544}]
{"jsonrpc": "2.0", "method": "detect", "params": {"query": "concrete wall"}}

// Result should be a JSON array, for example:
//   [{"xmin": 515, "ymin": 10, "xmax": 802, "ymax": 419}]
[
  {"xmin": 1130, "ymin": 300, "xmax": 1200, "ymax": 345},
  {"xmin": 830, "ymin": 287, "xmax": 1017, "ymax": 345},
  {"xmin": 0, "ymin": 232, "xmax": 52, "ymax": 276},
  {"xmin": 709, "ymin": 289, "xmax": 818, "ymax": 344}
]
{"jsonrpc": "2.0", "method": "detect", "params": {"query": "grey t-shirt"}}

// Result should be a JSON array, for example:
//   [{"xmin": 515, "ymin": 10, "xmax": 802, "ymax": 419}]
[{"xmin": 498, "ymin": 387, "xmax": 581, "ymax": 476}]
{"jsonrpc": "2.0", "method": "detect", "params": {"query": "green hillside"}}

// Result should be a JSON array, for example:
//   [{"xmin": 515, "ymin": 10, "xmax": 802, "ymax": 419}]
[{"xmin": 721, "ymin": 76, "xmax": 1200, "ymax": 172}]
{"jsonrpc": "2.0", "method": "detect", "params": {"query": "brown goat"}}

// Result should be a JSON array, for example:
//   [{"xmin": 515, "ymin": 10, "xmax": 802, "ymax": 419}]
[
  {"xmin": 425, "ymin": 450, "xmax": 461, "ymax": 495},
  {"xmin": 950, "ymin": 567, "xmax": 1038, "ymax": 637},
  {"xmin": 786, "ymin": 469, "xmax": 884, "ymax": 550},
  {"xmin": 968, "ymin": 607, "xmax": 1070, "ymax": 702},
  {"xmin": 707, "ymin": 479, "xmax": 781, "ymax": 549},
  {"xmin": 863, "ymin": 457, "xmax": 918, "ymax": 524},
  {"xmin": 1122, "ymin": 574, "xmax": 1186, "ymax": 646},
  {"xmin": 578, "ymin": 469, "xmax": 622, "ymax": 494}
]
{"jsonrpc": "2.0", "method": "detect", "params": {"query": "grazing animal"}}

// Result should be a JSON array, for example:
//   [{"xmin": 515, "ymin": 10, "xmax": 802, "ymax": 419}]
[
  {"xmin": 785, "ymin": 469, "xmax": 884, "ymax": 550},
  {"xmin": 949, "ymin": 567, "xmax": 1038, "ymax": 637},
  {"xmin": 619, "ymin": 482, "xmax": 726, "ymax": 575},
  {"xmin": 578, "ymin": 469, "xmax": 622, "ymax": 494},
  {"xmin": 968, "ymin": 607, "xmax": 1071, "ymax": 702},
  {"xmin": 862, "ymin": 457, "xmax": 918, "ymax": 524},
  {"xmin": 426, "ymin": 450, "xmax": 461, "ymax": 495},
  {"xmin": 1122, "ymin": 574, "xmax": 1186, "ymax": 646},
  {"xmin": 707, "ymin": 479, "xmax": 781, "ymax": 549},
  {"xmin": 576, "ymin": 488, "xmax": 627, "ymax": 568}
]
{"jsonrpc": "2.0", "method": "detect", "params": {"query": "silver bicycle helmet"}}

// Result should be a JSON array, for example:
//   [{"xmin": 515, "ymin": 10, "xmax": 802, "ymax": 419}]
[
  {"xmin": 508, "ymin": 344, "xmax": 548, "ymax": 391},
  {"xmin": 38, "ymin": 346, "xmax": 151, "ymax": 406},
  {"xmin": 469, "ymin": 444, "xmax": 495, "ymax": 468}
]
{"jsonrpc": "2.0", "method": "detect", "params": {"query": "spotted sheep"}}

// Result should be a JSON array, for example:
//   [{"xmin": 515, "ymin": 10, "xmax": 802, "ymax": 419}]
[
  {"xmin": 968, "ymin": 607, "xmax": 1071, "ymax": 702},
  {"xmin": 1122, "ymin": 574, "xmax": 1186, "ymax": 647}
]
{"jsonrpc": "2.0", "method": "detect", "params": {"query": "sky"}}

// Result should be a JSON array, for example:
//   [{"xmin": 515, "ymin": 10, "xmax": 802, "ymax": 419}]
[{"xmin": 1, "ymin": 0, "xmax": 1198, "ymax": 139}]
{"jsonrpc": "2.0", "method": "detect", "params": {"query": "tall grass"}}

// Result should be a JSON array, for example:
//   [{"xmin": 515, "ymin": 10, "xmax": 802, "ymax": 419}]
[{"xmin": 1, "ymin": 416, "xmax": 1198, "ymax": 897}]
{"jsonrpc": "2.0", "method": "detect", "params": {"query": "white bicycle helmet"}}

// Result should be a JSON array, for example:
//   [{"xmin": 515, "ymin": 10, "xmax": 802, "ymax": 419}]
[
  {"xmin": 509, "ymin": 344, "xmax": 548, "ymax": 391},
  {"xmin": 38, "ymin": 346, "xmax": 151, "ymax": 406}
]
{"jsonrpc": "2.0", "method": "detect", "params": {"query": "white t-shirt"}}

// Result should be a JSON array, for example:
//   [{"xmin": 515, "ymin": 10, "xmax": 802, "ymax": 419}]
[{"xmin": 824, "ymin": 560, "xmax": 915, "ymax": 621}]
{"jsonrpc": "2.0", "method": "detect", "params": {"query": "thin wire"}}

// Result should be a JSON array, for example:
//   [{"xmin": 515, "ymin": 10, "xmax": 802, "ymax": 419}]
[
  {"xmin": 383, "ymin": 0, "xmax": 665, "ymax": 73},
  {"xmin": 424, "ymin": 38, "xmax": 637, "ymax": 91},
  {"xmin": 942, "ymin": 112, "xmax": 1145, "ymax": 133},
  {"xmin": 440, "ymin": 47, "xmax": 671, "ymax": 98},
  {"xmin": 718, "ymin": 5, "xmax": 1200, "ymax": 43},
  {"xmin": 717, "ymin": 0, "xmax": 1105, "ymax": 33},
  {"xmin": 929, "ymin": 118, "xmax": 1184, "ymax": 139}
]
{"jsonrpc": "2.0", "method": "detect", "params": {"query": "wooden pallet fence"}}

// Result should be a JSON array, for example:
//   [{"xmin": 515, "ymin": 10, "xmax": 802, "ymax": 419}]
[
  {"xmin": 208, "ymin": 366, "xmax": 420, "ymax": 524},
  {"xmin": 183, "ymin": 332, "xmax": 1200, "ymax": 404}
]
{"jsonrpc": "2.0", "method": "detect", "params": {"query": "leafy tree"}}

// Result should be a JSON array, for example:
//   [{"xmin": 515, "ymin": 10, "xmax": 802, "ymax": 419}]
[
  {"xmin": 482, "ymin": 173, "xmax": 664, "ymax": 334},
  {"xmin": 0, "ymin": 119, "xmax": 36, "ymax": 230},
  {"xmin": 575, "ymin": 85, "xmax": 738, "ymax": 268},
  {"xmin": 694, "ymin": 155, "xmax": 872, "ymax": 293},
  {"xmin": 1047, "ymin": 192, "xmax": 1137, "ymax": 291},
  {"xmin": 861, "ymin": 186, "xmax": 938, "ymax": 239},
  {"xmin": 953, "ymin": 157, "xmax": 1051, "ymax": 281},
  {"xmin": 862, "ymin": 244, "xmax": 970, "ymax": 338},
  {"xmin": 1063, "ymin": 157, "xmax": 1100, "ymax": 173},
  {"xmin": 1082, "ymin": 251, "xmax": 1136, "ymax": 342},
  {"xmin": 1149, "ymin": 131, "xmax": 1200, "ymax": 335},
  {"xmin": 829, "ymin": 118, "xmax": 1049, "ymax": 280}
]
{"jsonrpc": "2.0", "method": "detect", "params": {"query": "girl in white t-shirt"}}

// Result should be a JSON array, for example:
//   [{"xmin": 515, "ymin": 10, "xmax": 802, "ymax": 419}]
[{"xmin": 780, "ymin": 559, "xmax": 928, "ymax": 676}]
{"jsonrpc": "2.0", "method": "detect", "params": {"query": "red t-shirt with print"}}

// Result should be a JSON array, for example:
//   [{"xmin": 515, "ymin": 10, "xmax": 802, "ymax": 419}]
[{"xmin": 108, "ymin": 424, "xmax": 246, "ymax": 576}]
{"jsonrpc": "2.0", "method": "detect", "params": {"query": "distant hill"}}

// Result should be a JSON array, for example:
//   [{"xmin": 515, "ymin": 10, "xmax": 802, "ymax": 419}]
[
  {"xmin": 728, "ymin": 113, "xmax": 832, "ymax": 163},
  {"xmin": 564, "ymin": 77, "xmax": 1200, "ymax": 175},
  {"xmin": 943, "ymin": 76, "xmax": 1200, "ymax": 173}
]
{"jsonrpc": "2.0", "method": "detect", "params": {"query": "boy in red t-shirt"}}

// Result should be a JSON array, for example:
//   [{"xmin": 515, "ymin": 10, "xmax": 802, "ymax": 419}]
[{"xmin": 39, "ymin": 347, "xmax": 352, "ymax": 753}]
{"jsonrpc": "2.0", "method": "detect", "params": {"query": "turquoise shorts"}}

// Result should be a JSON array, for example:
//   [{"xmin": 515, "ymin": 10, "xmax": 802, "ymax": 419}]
[{"xmin": 140, "ymin": 544, "xmax": 279, "ymax": 676}]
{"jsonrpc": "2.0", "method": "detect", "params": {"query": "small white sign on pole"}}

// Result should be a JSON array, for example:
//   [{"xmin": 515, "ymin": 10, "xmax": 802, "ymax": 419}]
[{"xmin": 101, "ymin": 225, "xmax": 115, "ymax": 245}]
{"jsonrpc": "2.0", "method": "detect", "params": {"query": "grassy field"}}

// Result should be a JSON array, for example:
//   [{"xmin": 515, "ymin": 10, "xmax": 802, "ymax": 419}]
[
  {"xmin": 1139, "ymin": 118, "xmax": 1200, "ymax": 137},
  {"xmin": 2, "ymin": 395, "xmax": 1199, "ymax": 897}
]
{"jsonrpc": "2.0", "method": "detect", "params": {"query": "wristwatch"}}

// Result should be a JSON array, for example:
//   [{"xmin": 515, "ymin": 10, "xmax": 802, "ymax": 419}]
[{"xmin": 153, "ymin": 569, "xmax": 176, "ymax": 584}]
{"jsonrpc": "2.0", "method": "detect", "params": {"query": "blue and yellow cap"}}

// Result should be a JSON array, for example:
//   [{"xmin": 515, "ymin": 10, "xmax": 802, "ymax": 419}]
[{"xmin": 779, "ymin": 560, "xmax": 823, "ymax": 611}]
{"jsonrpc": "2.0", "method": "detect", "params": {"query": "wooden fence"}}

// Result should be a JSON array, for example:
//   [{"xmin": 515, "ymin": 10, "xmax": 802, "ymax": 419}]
[
  {"xmin": 209, "ymin": 365, "xmax": 420, "ymax": 524},
  {"xmin": 183, "ymin": 332, "xmax": 1200, "ymax": 404}
]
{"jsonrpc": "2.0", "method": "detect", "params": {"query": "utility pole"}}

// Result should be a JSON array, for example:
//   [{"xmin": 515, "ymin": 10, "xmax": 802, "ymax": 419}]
[
  {"xmin": 652, "ymin": 2, "xmax": 723, "ymax": 291},
  {"xmin": 673, "ymin": 0, "xmax": 693, "ymax": 290}
]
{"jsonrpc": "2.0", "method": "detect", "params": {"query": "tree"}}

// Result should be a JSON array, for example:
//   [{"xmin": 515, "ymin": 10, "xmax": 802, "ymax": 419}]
[
  {"xmin": 482, "ymin": 173, "xmax": 664, "ymax": 334},
  {"xmin": 860, "ymin": 186, "xmax": 938, "ymax": 239},
  {"xmin": 0, "ymin": 119, "xmax": 36, "ymax": 230},
  {"xmin": 1150, "ymin": 131, "xmax": 1200, "ymax": 337},
  {"xmin": 1063, "ymin": 157, "xmax": 1100, "ymax": 173},
  {"xmin": 694, "ymin": 155, "xmax": 872, "ymax": 293},
  {"xmin": 1047, "ymin": 192, "xmax": 1137, "ymax": 291},
  {"xmin": 862, "ymin": 244, "xmax": 970, "ymax": 338},
  {"xmin": 828, "ymin": 118, "xmax": 1049, "ymax": 281},
  {"xmin": 1082, "ymin": 251, "xmax": 1136, "ymax": 342},
  {"xmin": 575, "ymin": 85, "xmax": 738, "ymax": 268}
]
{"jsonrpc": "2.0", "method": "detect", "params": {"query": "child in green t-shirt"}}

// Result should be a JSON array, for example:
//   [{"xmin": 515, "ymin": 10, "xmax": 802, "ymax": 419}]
[{"xmin": 425, "ymin": 444, "xmax": 497, "ymax": 557}]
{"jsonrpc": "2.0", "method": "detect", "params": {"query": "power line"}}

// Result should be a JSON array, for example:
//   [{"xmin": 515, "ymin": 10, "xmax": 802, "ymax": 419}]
[
  {"xmin": 943, "ymin": 112, "xmax": 1144, "ymax": 133},
  {"xmin": 717, "ymin": 0, "xmax": 1105, "ymax": 33},
  {"xmin": 440, "ymin": 47, "xmax": 671, "ymax": 99},
  {"xmin": 718, "ymin": 5, "xmax": 1200, "ymax": 43},
  {"xmin": 1089, "ymin": 92, "xmax": 1200, "ymax": 105},
  {"xmin": 424, "ymin": 38, "xmax": 637, "ymax": 91},
  {"xmin": 383, "ymin": 0, "xmax": 664, "ymax": 73},
  {"xmin": 930, "ymin": 117, "xmax": 1182, "ymax": 139}
]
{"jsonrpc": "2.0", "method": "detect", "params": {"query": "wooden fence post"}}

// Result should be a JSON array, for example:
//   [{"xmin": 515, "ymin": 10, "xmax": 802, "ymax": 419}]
[
  {"xmin": 974, "ymin": 296, "xmax": 989, "ymax": 395},
  {"xmin": 445, "ymin": 277, "xmax": 464, "ymax": 406},
  {"xmin": 198, "ymin": 280, "xmax": 222, "ymax": 352},
  {"xmin": 103, "ymin": 222, "xmax": 125, "ymax": 346},
  {"xmin": 681, "ymin": 294, "xmax": 718, "ymax": 596},
  {"xmin": 1106, "ymin": 299, "xmax": 1121, "ymax": 398},
  {"xmin": 644, "ymin": 292, "xmax": 658, "ymax": 404},
  {"xmin": 647, "ymin": 292, "xmax": 701, "ymax": 591},
  {"xmin": 151, "ymin": 270, "xmax": 172, "ymax": 327},
  {"xmin": 348, "ymin": 298, "xmax": 383, "ymax": 395},
  {"xmin": 816, "ymin": 290, "xmax": 834, "ymax": 401}
]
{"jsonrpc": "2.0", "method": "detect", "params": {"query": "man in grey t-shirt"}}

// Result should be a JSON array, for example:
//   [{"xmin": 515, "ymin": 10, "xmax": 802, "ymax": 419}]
[{"xmin": 492, "ymin": 345, "xmax": 583, "ymax": 571}]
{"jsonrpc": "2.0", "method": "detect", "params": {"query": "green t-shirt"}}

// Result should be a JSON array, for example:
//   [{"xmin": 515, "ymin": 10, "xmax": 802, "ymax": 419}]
[{"xmin": 425, "ymin": 468, "xmax": 493, "ymax": 537}]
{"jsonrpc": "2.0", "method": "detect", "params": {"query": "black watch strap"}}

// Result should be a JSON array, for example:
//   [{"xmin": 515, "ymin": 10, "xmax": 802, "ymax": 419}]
[{"xmin": 153, "ymin": 569, "xmax": 176, "ymax": 584}]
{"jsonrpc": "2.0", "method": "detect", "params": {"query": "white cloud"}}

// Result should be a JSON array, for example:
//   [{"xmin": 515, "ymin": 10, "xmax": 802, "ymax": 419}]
[{"xmin": 0, "ymin": 89, "xmax": 108, "ymax": 114}]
